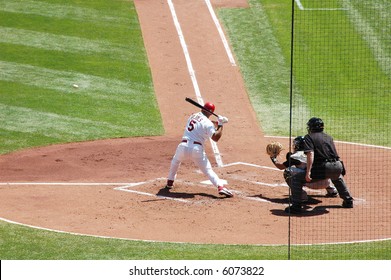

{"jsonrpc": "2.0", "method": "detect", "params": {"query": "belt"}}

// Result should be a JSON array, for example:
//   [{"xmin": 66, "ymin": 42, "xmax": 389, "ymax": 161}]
[{"xmin": 181, "ymin": 139, "xmax": 202, "ymax": 146}]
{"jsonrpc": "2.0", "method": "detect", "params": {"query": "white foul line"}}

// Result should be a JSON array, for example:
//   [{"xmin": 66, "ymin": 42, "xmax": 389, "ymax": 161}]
[
  {"xmin": 204, "ymin": 0, "xmax": 236, "ymax": 66},
  {"xmin": 295, "ymin": 0, "xmax": 305, "ymax": 10},
  {"xmin": 222, "ymin": 161, "xmax": 282, "ymax": 171},
  {"xmin": 167, "ymin": 0, "xmax": 223, "ymax": 167},
  {"xmin": 0, "ymin": 182, "xmax": 131, "ymax": 186},
  {"xmin": 115, "ymin": 187, "xmax": 189, "ymax": 203},
  {"xmin": 295, "ymin": 0, "xmax": 347, "ymax": 11},
  {"xmin": 264, "ymin": 135, "xmax": 391, "ymax": 150}
]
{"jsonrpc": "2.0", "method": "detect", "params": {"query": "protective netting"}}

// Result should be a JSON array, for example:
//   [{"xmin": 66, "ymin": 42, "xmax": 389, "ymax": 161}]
[{"xmin": 288, "ymin": 0, "xmax": 391, "ymax": 259}]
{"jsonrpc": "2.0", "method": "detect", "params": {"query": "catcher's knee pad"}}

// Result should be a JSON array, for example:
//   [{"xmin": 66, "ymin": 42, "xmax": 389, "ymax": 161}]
[{"xmin": 284, "ymin": 167, "xmax": 305, "ymax": 180}]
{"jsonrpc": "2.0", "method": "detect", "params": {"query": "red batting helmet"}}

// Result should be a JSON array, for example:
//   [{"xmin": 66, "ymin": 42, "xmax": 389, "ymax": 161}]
[{"xmin": 203, "ymin": 102, "xmax": 215, "ymax": 113}]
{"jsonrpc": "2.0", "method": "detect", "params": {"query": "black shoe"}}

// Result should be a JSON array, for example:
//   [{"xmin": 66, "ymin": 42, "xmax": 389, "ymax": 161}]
[
  {"xmin": 284, "ymin": 204, "xmax": 303, "ymax": 214},
  {"xmin": 342, "ymin": 199, "xmax": 353, "ymax": 208}
]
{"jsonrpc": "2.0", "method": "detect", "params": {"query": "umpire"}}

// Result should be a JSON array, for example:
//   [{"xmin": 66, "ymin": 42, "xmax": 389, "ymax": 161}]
[
  {"xmin": 285, "ymin": 117, "xmax": 354, "ymax": 214},
  {"xmin": 304, "ymin": 118, "xmax": 353, "ymax": 207}
]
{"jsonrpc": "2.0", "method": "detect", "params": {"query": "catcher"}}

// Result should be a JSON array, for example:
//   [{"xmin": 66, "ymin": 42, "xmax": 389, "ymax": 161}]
[{"xmin": 266, "ymin": 137, "xmax": 338, "ymax": 202}]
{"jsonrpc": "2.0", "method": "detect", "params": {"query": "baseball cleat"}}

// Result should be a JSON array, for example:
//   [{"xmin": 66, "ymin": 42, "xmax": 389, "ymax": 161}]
[
  {"xmin": 218, "ymin": 186, "xmax": 233, "ymax": 197},
  {"xmin": 165, "ymin": 180, "xmax": 174, "ymax": 190}
]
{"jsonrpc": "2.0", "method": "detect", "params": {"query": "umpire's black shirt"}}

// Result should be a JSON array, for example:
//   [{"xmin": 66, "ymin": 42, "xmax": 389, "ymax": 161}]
[{"xmin": 303, "ymin": 132, "xmax": 340, "ymax": 177}]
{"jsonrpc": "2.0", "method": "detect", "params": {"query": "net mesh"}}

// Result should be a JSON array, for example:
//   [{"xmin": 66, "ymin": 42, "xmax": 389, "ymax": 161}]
[{"xmin": 289, "ymin": 0, "xmax": 391, "ymax": 259}]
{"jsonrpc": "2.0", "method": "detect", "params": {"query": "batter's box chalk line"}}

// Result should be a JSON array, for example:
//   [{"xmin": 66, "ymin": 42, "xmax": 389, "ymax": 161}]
[
  {"xmin": 114, "ymin": 175, "xmax": 365, "ymax": 207},
  {"xmin": 222, "ymin": 161, "xmax": 280, "ymax": 171},
  {"xmin": 0, "ymin": 160, "xmax": 365, "ymax": 206},
  {"xmin": 114, "ymin": 161, "xmax": 282, "ymax": 204},
  {"xmin": 114, "ymin": 173, "xmax": 285, "ymax": 205},
  {"xmin": 114, "ymin": 177, "xmax": 189, "ymax": 203}
]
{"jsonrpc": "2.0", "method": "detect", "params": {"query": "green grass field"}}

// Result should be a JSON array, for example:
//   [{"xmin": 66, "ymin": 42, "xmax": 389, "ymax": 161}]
[
  {"xmin": 0, "ymin": 0, "xmax": 163, "ymax": 154},
  {"xmin": 0, "ymin": 0, "xmax": 390, "ymax": 260},
  {"xmin": 220, "ymin": 0, "xmax": 391, "ymax": 146},
  {"xmin": 1, "ymin": 219, "xmax": 390, "ymax": 260}
]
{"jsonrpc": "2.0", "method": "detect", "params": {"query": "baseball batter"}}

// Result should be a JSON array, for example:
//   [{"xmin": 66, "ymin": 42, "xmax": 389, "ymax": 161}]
[{"xmin": 165, "ymin": 102, "xmax": 233, "ymax": 197}]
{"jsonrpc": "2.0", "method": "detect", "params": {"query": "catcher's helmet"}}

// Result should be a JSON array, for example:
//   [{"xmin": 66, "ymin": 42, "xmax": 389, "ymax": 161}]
[
  {"xmin": 203, "ymin": 102, "xmax": 215, "ymax": 113},
  {"xmin": 307, "ymin": 117, "xmax": 324, "ymax": 132},
  {"xmin": 293, "ymin": 136, "xmax": 305, "ymax": 151}
]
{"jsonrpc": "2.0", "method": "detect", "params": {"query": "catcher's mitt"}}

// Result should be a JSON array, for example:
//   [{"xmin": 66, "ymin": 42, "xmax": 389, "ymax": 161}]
[{"xmin": 266, "ymin": 142, "xmax": 284, "ymax": 158}]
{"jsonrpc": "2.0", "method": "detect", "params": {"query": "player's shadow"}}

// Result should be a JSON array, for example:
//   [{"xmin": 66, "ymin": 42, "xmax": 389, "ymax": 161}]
[
  {"xmin": 156, "ymin": 187, "xmax": 221, "ymax": 200},
  {"xmin": 270, "ymin": 206, "xmax": 329, "ymax": 217},
  {"xmin": 251, "ymin": 194, "xmax": 329, "ymax": 217},
  {"xmin": 303, "ymin": 196, "xmax": 323, "ymax": 205},
  {"xmin": 313, "ymin": 204, "xmax": 345, "ymax": 210},
  {"xmin": 251, "ymin": 194, "xmax": 323, "ymax": 205},
  {"xmin": 255, "ymin": 195, "xmax": 290, "ymax": 204}
]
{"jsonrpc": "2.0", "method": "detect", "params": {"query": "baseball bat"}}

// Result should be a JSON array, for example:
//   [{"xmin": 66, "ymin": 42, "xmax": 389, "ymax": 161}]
[{"xmin": 185, "ymin": 97, "xmax": 219, "ymax": 117}]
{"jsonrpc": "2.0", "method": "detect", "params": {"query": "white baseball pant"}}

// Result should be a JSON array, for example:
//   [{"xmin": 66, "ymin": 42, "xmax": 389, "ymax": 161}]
[{"xmin": 167, "ymin": 141, "xmax": 223, "ymax": 187}]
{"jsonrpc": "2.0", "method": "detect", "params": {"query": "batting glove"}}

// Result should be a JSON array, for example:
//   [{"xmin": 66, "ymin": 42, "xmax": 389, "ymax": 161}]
[{"xmin": 218, "ymin": 116, "xmax": 224, "ymax": 126}]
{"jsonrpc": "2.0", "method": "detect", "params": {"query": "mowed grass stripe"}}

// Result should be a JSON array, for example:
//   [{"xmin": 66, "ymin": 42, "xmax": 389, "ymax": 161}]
[
  {"xmin": 221, "ymin": 0, "xmax": 390, "ymax": 146},
  {"xmin": 0, "ymin": 61, "xmax": 150, "ymax": 102},
  {"xmin": 219, "ymin": 0, "xmax": 310, "ymax": 135},
  {"xmin": 0, "ymin": 0, "xmax": 136, "ymax": 25},
  {"xmin": 0, "ymin": 104, "xmax": 130, "ymax": 140},
  {"xmin": 342, "ymin": 0, "xmax": 391, "ymax": 78},
  {"xmin": 0, "ymin": 0, "xmax": 162, "ymax": 155},
  {"xmin": 0, "ymin": 27, "xmax": 144, "ymax": 62}
]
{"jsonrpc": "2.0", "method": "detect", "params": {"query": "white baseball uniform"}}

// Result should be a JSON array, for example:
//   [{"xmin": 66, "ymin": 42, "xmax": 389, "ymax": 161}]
[{"xmin": 167, "ymin": 112, "xmax": 224, "ymax": 187}]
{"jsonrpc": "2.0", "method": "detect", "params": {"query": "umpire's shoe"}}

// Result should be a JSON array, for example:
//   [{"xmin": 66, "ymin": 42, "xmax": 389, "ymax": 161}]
[
  {"xmin": 342, "ymin": 199, "xmax": 353, "ymax": 208},
  {"xmin": 284, "ymin": 204, "xmax": 303, "ymax": 214}
]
